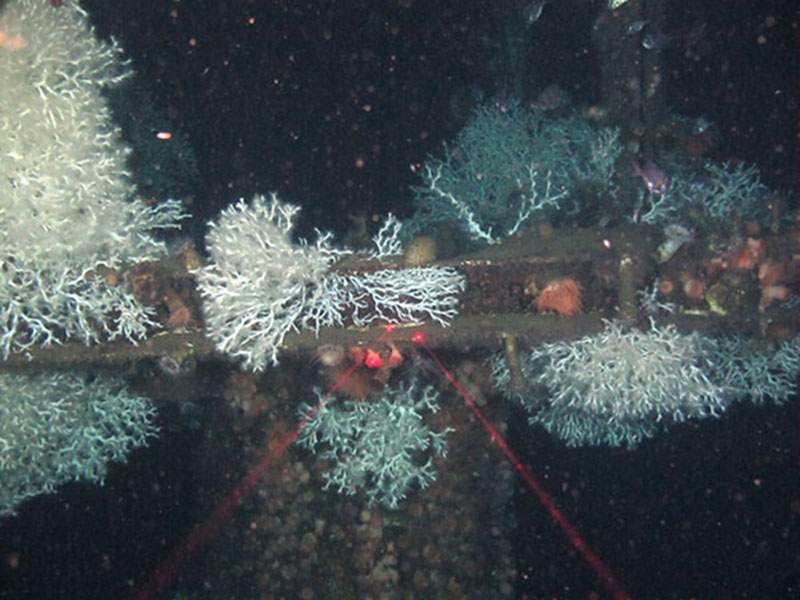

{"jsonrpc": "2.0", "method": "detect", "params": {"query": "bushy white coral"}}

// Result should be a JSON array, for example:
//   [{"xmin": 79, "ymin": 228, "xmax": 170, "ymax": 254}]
[
  {"xmin": 706, "ymin": 335, "xmax": 800, "ymax": 404},
  {"xmin": 315, "ymin": 267, "xmax": 465, "ymax": 329},
  {"xmin": 0, "ymin": 0, "xmax": 185, "ymax": 357},
  {"xmin": 297, "ymin": 380, "xmax": 452, "ymax": 509},
  {"xmin": 197, "ymin": 194, "xmax": 465, "ymax": 370},
  {"xmin": 492, "ymin": 320, "xmax": 730, "ymax": 447},
  {"xmin": 196, "ymin": 194, "xmax": 345, "ymax": 369},
  {"xmin": 494, "ymin": 324, "xmax": 799, "ymax": 447},
  {"xmin": 0, "ymin": 372, "xmax": 158, "ymax": 516}
]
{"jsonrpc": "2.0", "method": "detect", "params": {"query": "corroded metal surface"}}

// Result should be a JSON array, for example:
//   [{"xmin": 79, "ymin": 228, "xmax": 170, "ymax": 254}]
[{"xmin": 2, "ymin": 223, "xmax": 796, "ymax": 372}]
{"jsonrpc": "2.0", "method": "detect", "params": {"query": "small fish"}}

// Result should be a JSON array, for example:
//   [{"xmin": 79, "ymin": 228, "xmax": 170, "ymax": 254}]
[
  {"xmin": 523, "ymin": 0, "xmax": 549, "ymax": 26},
  {"xmin": 626, "ymin": 20, "xmax": 648, "ymax": 35},
  {"xmin": 642, "ymin": 29, "xmax": 669, "ymax": 51},
  {"xmin": 634, "ymin": 161, "xmax": 670, "ymax": 196},
  {"xmin": 644, "ymin": 21, "xmax": 706, "ymax": 53},
  {"xmin": 692, "ymin": 116, "xmax": 713, "ymax": 135},
  {"xmin": 608, "ymin": 0, "xmax": 629, "ymax": 9}
]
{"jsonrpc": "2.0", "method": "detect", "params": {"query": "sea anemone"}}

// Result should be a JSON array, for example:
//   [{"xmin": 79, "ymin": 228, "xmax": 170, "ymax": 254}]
[
  {"xmin": 658, "ymin": 278, "xmax": 675, "ymax": 296},
  {"xmin": 746, "ymin": 237, "xmax": 766, "ymax": 263},
  {"xmin": 535, "ymin": 278, "xmax": 582, "ymax": 318},
  {"xmin": 759, "ymin": 284, "xmax": 789, "ymax": 312},
  {"xmin": 758, "ymin": 260, "xmax": 785, "ymax": 287},
  {"xmin": 728, "ymin": 245, "xmax": 756, "ymax": 270},
  {"xmin": 681, "ymin": 275, "xmax": 706, "ymax": 300}
]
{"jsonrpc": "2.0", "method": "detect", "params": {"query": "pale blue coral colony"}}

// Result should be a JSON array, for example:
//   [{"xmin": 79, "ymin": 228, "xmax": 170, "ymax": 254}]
[
  {"xmin": 0, "ymin": 373, "xmax": 158, "ymax": 516},
  {"xmin": 297, "ymin": 382, "xmax": 453, "ymax": 509},
  {"xmin": 1, "ymin": 0, "xmax": 798, "ymax": 515}
]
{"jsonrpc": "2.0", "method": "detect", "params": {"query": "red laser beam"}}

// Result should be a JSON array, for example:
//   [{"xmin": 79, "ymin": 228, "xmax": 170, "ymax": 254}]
[
  {"xmin": 129, "ymin": 329, "xmax": 393, "ymax": 599},
  {"xmin": 414, "ymin": 333, "xmax": 631, "ymax": 600},
  {"xmin": 131, "ymin": 326, "xmax": 628, "ymax": 599}
]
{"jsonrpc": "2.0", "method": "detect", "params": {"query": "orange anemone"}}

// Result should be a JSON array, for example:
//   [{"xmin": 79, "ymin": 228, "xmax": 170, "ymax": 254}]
[{"xmin": 535, "ymin": 278, "xmax": 582, "ymax": 318}]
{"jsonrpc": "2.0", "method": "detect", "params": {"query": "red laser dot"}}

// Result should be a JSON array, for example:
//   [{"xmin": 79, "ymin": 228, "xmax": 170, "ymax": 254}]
[
  {"xmin": 412, "ymin": 332, "xmax": 425, "ymax": 343},
  {"xmin": 364, "ymin": 349, "xmax": 383, "ymax": 368}
]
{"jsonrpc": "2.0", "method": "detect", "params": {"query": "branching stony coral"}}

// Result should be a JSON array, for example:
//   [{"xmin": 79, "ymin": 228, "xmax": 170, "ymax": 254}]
[
  {"xmin": 0, "ymin": 372, "xmax": 158, "ymax": 516},
  {"xmin": 634, "ymin": 160, "xmax": 773, "ymax": 226},
  {"xmin": 492, "ymin": 320, "xmax": 730, "ymax": 447},
  {"xmin": 0, "ymin": 0, "xmax": 185, "ymax": 357},
  {"xmin": 0, "ymin": 0, "xmax": 179, "ymax": 518},
  {"xmin": 493, "ymin": 322, "xmax": 800, "ymax": 448},
  {"xmin": 196, "ymin": 194, "xmax": 344, "ymax": 369},
  {"xmin": 691, "ymin": 161, "xmax": 771, "ymax": 222},
  {"xmin": 705, "ymin": 335, "xmax": 800, "ymax": 405},
  {"xmin": 197, "ymin": 194, "xmax": 465, "ymax": 370},
  {"xmin": 296, "ymin": 380, "xmax": 452, "ymax": 509},
  {"xmin": 409, "ymin": 98, "xmax": 621, "ymax": 243}
]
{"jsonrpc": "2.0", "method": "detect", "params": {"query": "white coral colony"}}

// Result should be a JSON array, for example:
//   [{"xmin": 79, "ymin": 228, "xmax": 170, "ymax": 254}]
[{"xmin": 0, "ymin": 0, "xmax": 185, "ymax": 357}]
